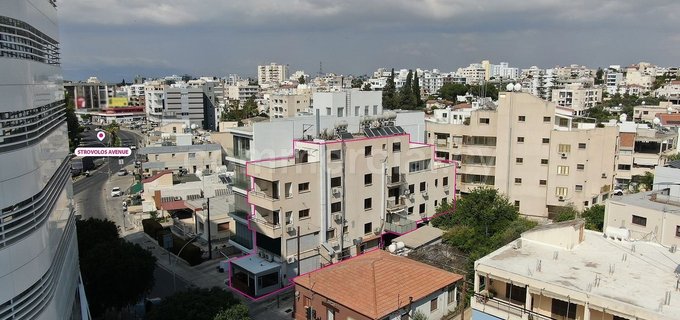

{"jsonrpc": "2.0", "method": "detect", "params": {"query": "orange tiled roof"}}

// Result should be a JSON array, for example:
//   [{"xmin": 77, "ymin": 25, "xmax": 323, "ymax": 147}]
[
  {"xmin": 142, "ymin": 170, "xmax": 173, "ymax": 183},
  {"xmin": 294, "ymin": 250, "xmax": 462, "ymax": 319}
]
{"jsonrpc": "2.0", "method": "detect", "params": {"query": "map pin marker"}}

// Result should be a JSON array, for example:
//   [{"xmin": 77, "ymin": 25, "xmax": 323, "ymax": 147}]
[{"xmin": 97, "ymin": 131, "xmax": 106, "ymax": 142}]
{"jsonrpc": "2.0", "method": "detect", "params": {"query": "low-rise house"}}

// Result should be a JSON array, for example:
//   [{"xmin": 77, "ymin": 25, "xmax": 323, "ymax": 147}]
[{"xmin": 292, "ymin": 249, "xmax": 463, "ymax": 320}]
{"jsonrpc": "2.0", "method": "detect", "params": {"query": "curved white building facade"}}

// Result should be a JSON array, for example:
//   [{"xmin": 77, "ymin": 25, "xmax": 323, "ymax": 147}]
[{"xmin": 0, "ymin": 1, "xmax": 87, "ymax": 319}]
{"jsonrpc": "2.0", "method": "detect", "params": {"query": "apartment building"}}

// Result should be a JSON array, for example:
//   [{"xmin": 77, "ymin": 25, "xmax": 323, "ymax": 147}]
[
  {"xmin": 457, "ymin": 63, "xmax": 486, "ymax": 85},
  {"xmin": 144, "ymin": 81, "xmax": 165, "ymax": 123},
  {"xmin": 427, "ymin": 92, "xmax": 618, "ymax": 218},
  {"xmin": 227, "ymin": 119, "xmax": 455, "ymax": 298},
  {"xmin": 268, "ymin": 92, "xmax": 311, "ymax": 118},
  {"xmin": 227, "ymin": 81, "xmax": 259, "ymax": 104},
  {"xmin": 614, "ymin": 121, "xmax": 677, "ymax": 186},
  {"xmin": 472, "ymin": 220, "xmax": 680, "ymax": 320},
  {"xmin": 258, "ymin": 62, "xmax": 288, "ymax": 85},
  {"xmin": 293, "ymin": 250, "xmax": 463, "ymax": 320},
  {"xmin": 606, "ymin": 71, "xmax": 624, "ymax": 95},
  {"xmin": 64, "ymin": 81, "xmax": 111, "ymax": 109},
  {"xmin": 138, "ymin": 144, "xmax": 222, "ymax": 175},
  {"xmin": 1, "ymin": 1, "xmax": 89, "ymax": 318},
  {"xmin": 551, "ymin": 84, "xmax": 602, "ymax": 115},
  {"xmin": 164, "ymin": 83, "xmax": 217, "ymax": 130},
  {"xmin": 313, "ymin": 89, "xmax": 382, "ymax": 117}
]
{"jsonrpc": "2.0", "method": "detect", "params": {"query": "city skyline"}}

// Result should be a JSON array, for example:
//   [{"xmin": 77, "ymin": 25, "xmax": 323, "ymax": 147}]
[{"xmin": 59, "ymin": 0, "xmax": 680, "ymax": 81}]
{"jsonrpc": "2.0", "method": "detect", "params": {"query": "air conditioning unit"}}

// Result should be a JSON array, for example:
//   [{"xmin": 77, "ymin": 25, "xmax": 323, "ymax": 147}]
[
  {"xmin": 330, "ymin": 241, "xmax": 340, "ymax": 249},
  {"xmin": 286, "ymin": 255, "xmax": 296, "ymax": 264},
  {"xmin": 452, "ymin": 144, "xmax": 458, "ymax": 148},
  {"xmin": 558, "ymin": 196, "xmax": 565, "ymax": 201},
  {"xmin": 286, "ymin": 225, "xmax": 296, "ymax": 233},
  {"xmin": 332, "ymin": 212, "xmax": 343, "ymax": 222},
  {"xmin": 601, "ymin": 173, "xmax": 607, "ymax": 178},
  {"xmin": 403, "ymin": 189, "xmax": 410, "ymax": 196},
  {"xmin": 332, "ymin": 187, "xmax": 342, "ymax": 195},
  {"xmin": 421, "ymin": 191, "xmax": 428, "ymax": 197},
  {"xmin": 265, "ymin": 254, "xmax": 273, "ymax": 262},
  {"xmin": 560, "ymin": 153, "xmax": 567, "ymax": 159}
]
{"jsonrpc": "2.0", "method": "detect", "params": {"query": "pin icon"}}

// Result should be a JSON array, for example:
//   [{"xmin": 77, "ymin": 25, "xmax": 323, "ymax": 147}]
[{"xmin": 96, "ymin": 131, "xmax": 106, "ymax": 142}]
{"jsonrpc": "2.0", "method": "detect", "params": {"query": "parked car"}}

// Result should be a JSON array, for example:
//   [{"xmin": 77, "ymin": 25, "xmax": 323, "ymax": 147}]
[
  {"xmin": 111, "ymin": 187, "xmax": 122, "ymax": 197},
  {"xmin": 130, "ymin": 145, "xmax": 137, "ymax": 150},
  {"xmin": 117, "ymin": 169, "xmax": 128, "ymax": 176},
  {"xmin": 612, "ymin": 188, "xmax": 624, "ymax": 196}
]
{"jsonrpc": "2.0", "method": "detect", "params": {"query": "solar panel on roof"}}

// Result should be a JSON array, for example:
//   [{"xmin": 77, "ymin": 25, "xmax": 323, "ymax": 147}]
[
  {"xmin": 386, "ymin": 127, "xmax": 397, "ymax": 134},
  {"xmin": 340, "ymin": 133, "xmax": 353, "ymax": 140},
  {"xmin": 379, "ymin": 128, "xmax": 389, "ymax": 136},
  {"xmin": 395, "ymin": 127, "xmax": 405, "ymax": 133},
  {"xmin": 364, "ymin": 128, "xmax": 374, "ymax": 137}
]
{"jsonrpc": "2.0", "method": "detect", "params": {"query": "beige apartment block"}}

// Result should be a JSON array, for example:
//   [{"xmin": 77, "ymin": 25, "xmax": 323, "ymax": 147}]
[
  {"xmin": 269, "ymin": 92, "xmax": 311, "ymax": 118},
  {"xmin": 229, "ymin": 122, "xmax": 455, "ymax": 298},
  {"xmin": 472, "ymin": 220, "xmax": 680, "ymax": 320},
  {"xmin": 427, "ymin": 92, "xmax": 618, "ymax": 218},
  {"xmin": 614, "ymin": 123, "xmax": 677, "ymax": 185},
  {"xmin": 551, "ymin": 84, "xmax": 602, "ymax": 115},
  {"xmin": 138, "ymin": 144, "xmax": 222, "ymax": 175}
]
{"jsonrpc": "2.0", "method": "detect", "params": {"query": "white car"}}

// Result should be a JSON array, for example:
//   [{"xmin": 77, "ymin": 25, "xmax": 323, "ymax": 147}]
[
  {"xmin": 111, "ymin": 187, "xmax": 122, "ymax": 197},
  {"xmin": 117, "ymin": 169, "xmax": 127, "ymax": 176},
  {"xmin": 130, "ymin": 145, "xmax": 137, "ymax": 150},
  {"xmin": 612, "ymin": 188, "xmax": 624, "ymax": 196}
]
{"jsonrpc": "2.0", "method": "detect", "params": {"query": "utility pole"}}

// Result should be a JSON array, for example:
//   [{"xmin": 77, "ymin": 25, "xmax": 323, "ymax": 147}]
[
  {"xmin": 207, "ymin": 197, "xmax": 212, "ymax": 260},
  {"xmin": 297, "ymin": 225, "xmax": 301, "ymax": 276},
  {"xmin": 460, "ymin": 275, "xmax": 467, "ymax": 320}
]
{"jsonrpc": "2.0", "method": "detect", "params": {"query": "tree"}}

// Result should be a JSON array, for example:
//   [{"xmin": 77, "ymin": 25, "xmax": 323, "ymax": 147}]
[
  {"xmin": 298, "ymin": 75, "xmax": 305, "ymax": 84},
  {"xmin": 146, "ymin": 287, "xmax": 243, "ymax": 320},
  {"xmin": 554, "ymin": 204, "xmax": 578, "ymax": 222},
  {"xmin": 382, "ymin": 69, "xmax": 397, "ymax": 110},
  {"xmin": 351, "ymin": 78, "xmax": 363, "ymax": 88},
  {"xmin": 412, "ymin": 70, "xmax": 423, "ymax": 109},
  {"xmin": 411, "ymin": 310, "xmax": 427, "ymax": 320},
  {"xmin": 595, "ymin": 68, "xmax": 604, "ymax": 85},
  {"xmin": 666, "ymin": 153, "xmax": 680, "ymax": 161},
  {"xmin": 362, "ymin": 82, "xmax": 372, "ymax": 91},
  {"xmin": 637, "ymin": 171, "xmax": 654, "ymax": 190},
  {"xmin": 398, "ymin": 70, "xmax": 415, "ymax": 109},
  {"xmin": 583, "ymin": 105, "xmax": 613, "ymax": 123},
  {"xmin": 80, "ymin": 113, "xmax": 92, "ymax": 122},
  {"xmin": 65, "ymin": 103, "xmax": 81, "ymax": 152},
  {"xmin": 582, "ymin": 205, "xmax": 605, "ymax": 231},
  {"xmin": 438, "ymin": 83, "xmax": 467, "ymax": 101},
  {"xmin": 105, "ymin": 121, "xmax": 121, "ymax": 147},
  {"xmin": 213, "ymin": 304, "xmax": 250, "ymax": 320},
  {"xmin": 468, "ymin": 83, "xmax": 499, "ymax": 100},
  {"xmin": 77, "ymin": 219, "xmax": 156, "ymax": 317}
]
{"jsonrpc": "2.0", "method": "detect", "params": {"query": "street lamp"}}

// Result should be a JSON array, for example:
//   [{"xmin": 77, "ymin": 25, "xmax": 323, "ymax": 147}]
[{"xmin": 173, "ymin": 233, "xmax": 202, "ymax": 292}]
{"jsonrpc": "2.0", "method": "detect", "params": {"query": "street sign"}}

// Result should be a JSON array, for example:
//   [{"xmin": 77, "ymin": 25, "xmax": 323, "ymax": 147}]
[{"xmin": 162, "ymin": 233, "xmax": 173, "ymax": 250}]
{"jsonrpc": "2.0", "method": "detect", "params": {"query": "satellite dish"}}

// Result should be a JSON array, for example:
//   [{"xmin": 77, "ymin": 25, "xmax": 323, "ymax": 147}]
[
  {"xmin": 506, "ymin": 83, "xmax": 514, "ymax": 91},
  {"xmin": 619, "ymin": 114, "xmax": 627, "ymax": 122},
  {"xmin": 668, "ymin": 107, "xmax": 674, "ymax": 114},
  {"xmin": 388, "ymin": 244, "xmax": 396, "ymax": 253},
  {"xmin": 513, "ymin": 83, "xmax": 522, "ymax": 91},
  {"xmin": 190, "ymin": 124, "xmax": 197, "ymax": 129},
  {"xmin": 642, "ymin": 101, "xmax": 646, "ymax": 105},
  {"xmin": 653, "ymin": 117, "xmax": 661, "ymax": 125},
  {"xmin": 396, "ymin": 242, "xmax": 405, "ymax": 250},
  {"xmin": 181, "ymin": 124, "xmax": 187, "ymax": 129}
]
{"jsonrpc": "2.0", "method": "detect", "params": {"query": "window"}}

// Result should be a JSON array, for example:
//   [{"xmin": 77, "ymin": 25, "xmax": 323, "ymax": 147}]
[
  {"xmin": 577, "ymin": 164, "xmax": 585, "ymax": 170},
  {"xmin": 155, "ymin": 155, "xmax": 159, "ymax": 161},
  {"xmin": 331, "ymin": 202, "xmax": 341, "ymax": 213},
  {"xmin": 420, "ymin": 182, "xmax": 426, "ymax": 191},
  {"xmin": 188, "ymin": 152, "xmax": 196, "ymax": 158},
  {"xmin": 327, "ymin": 308, "xmax": 335, "ymax": 320},
  {"xmin": 171, "ymin": 153, "xmax": 176, "ymax": 158},
  {"xmin": 540, "ymin": 180, "xmax": 547, "ymax": 186},
  {"xmin": 541, "ymin": 159, "xmax": 549, "ymax": 165},
  {"xmin": 364, "ymin": 174, "xmax": 372, "ymax": 185},
  {"xmin": 330, "ymin": 150, "xmax": 341, "ymax": 161},
  {"xmin": 364, "ymin": 222, "xmax": 372, "ymax": 234},
  {"xmin": 515, "ymin": 178, "xmax": 522, "ymax": 184},
  {"xmin": 505, "ymin": 283, "xmax": 527, "ymax": 305},
  {"xmin": 409, "ymin": 184, "xmax": 415, "ymax": 194},
  {"xmin": 558, "ymin": 144, "xmax": 571, "ymax": 153},
  {"xmin": 285, "ymin": 182, "xmax": 292, "ymax": 198},
  {"xmin": 435, "ymin": 179, "xmax": 438, "ymax": 187},
  {"xmin": 331, "ymin": 177, "xmax": 341, "ymax": 188},
  {"xmin": 285, "ymin": 211, "xmax": 292, "ymax": 225},
  {"xmin": 298, "ymin": 209, "xmax": 310, "ymax": 219},
  {"xmin": 364, "ymin": 198, "xmax": 372, "ymax": 210},
  {"xmin": 676, "ymin": 226, "xmax": 680, "ymax": 237},
  {"xmin": 434, "ymin": 200, "xmax": 438, "ymax": 207},
  {"xmin": 364, "ymin": 145, "xmax": 372, "ymax": 157},
  {"xmin": 382, "ymin": 144, "xmax": 386, "ymax": 150},
  {"xmin": 447, "ymin": 285, "xmax": 457, "ymax": 305},
  {"xmin": 575, "ymin": 185, "xmax": 583, "ymax": 191},
  {"xmin": 543, "ymin": 116, "xmax": 551, "ymax": 122},
  {"xmin": 443, "ymin": 177, "xmax": 449, "ymax": 186},
  {"xmin": 618, "ymin": 164, "xmax": 631, "ymax": 170},
  {"xmin": 557, "ymin": 165, "xmax": 570, "ymax": 175},
  {"xmin": 479, "ymin": 118, "xmax": 490, "ymax": 124},
  {"xmin": 518, "ymin": 116, "xmax": 526, "ymax": 122},
  {"xmin": 542, "ymin": 138, "xmax": 550, "ymax": 144},
  {"xmin": 556, "ymin": 187, "xmax": 568, "ymax": 197},
  {"xmin": 407, "ymin": 207, "xmax": 414, "ymax": 215},
  {"xmin": 551, "ymin": 298, "xmax": 577, "ymax": 320},
  {"xmin": 578, "ymin": 143, "xmax": 587, "ymax": 149},
  {"xmin": 409, "ymin": 159, "xmax": 431, "ymax": 172},
  {"xmin": 420, "ymin": 203, "xmax": 426, "ymax": 214},
  {"xmin": 393, "ymin": 142, "xmax": 401, "ymax": 152},
  {"xmin": 298, "ymin": 182, "xmax": 310, "ymax": 192},
  {"xmin": 632, "ymin": 215, "xmax": 647, "ymax": 226},
  {"xmin": 516, "ymin": 157, "xmax": 523, "ymax": 164},
  {"xmin": 517, "ymin": 137, "xmax": 524, "ymax": 143},
  {"xmin": 514, "ymin": 200, "xmax": 520, "ymax": 208},
  {"xmin": 430, "ymin": 298, "xmax": 438, "ymax": 311},
  {"xmin": 327, "ymin": 229, "xmax": 336, "ymax": 240}
]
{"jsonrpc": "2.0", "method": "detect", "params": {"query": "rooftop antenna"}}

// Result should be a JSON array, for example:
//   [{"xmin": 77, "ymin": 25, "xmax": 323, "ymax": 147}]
[{"xmin": 318, "ymin": 61, "xmax": 323, "ymax": 77}]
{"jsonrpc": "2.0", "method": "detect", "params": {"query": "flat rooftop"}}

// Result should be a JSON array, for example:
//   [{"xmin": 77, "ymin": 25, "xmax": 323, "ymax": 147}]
[
  {"xmin": 609, "ymin": 191, "xmax": 680, "ymax": 214},
  {"xmin": 477, "ymin": 228, "xmax": 680, "ymax": 318}
]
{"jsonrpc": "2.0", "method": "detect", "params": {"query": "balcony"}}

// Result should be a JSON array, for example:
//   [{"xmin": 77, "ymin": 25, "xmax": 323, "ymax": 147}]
[
  {"xmin": 386, "ymin": 173, "xmax": 406, "ymax": 188},
  {"xmin": 436, "ymin": 139, "xmax": 448, "ymax": 147},
  {"xmin": 251, "ymin": 216, "xmax": 282, "ymax": 239},
  {"xmin": 384, "ymin": 219, "xmax": 417, "ymax": 234},
  {"xmin": 386, "ymin": 197, "xmax": 407, "ymax": 212},
  {"xmin": 471, "ymin": 293, "xmax": 554, "ymax": 320},
  {"xmin": 232, "ymin": 178, "xmax": 249, "ymax": 191},
  {"xmin": 248, "ymin": 190, "xmax": 280, "ymax": 211}
]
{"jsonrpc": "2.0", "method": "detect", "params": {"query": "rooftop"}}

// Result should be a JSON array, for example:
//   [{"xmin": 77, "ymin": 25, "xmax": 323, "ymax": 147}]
[
  {"xmin": 477, "ymin": 225, "xmax": 680, "ymax": 319},
  {"xmin": 609, "ymin": 191, "xmax": 680, "ymax": 214},
  {"xmin": 392, "ymin": 225, "xmax": 443, "ymax": 249},
  {"xmin": 138, "ymin": 143, "xmax": 221, "ymax": 155},
  {"xmin": 294, "ymin": 249, "xmax": 462, "ymax": 319}
]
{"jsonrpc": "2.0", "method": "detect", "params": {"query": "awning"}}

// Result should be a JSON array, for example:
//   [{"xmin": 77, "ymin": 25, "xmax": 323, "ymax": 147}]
[
  {"xmin": 160, "ymin": 200, "xmax": 189, "ymax": 211},
  {"xmin": 129, "ymin": 181, "xmax": 143, "ymax": 194}
]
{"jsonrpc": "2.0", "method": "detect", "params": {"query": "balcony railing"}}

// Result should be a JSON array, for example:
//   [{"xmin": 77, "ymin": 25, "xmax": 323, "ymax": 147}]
[
  {"xmin": 384, "ymin": 220, "xmax": 416, "ymax": 234},
  {"xmin": 249, "ymin": 190, "xmax": 279, "ymax": 201},
  {"xmin": 436, "ymin": 139, "xmax": 448, "ymax": 147},
  {"xmin": 251, "ymin": 217, "xmax": 281, "ymax": 230},
  {"xmin": 386, "ymin": 197, "xmax": 407, "ymax": 212},
  {"xmin": 386, "ymin": 173, "xmax": 406, "ymax": 187},
  {"xmin": 473, "ymin": 293, "xmax": 555, "ymax": 320}
]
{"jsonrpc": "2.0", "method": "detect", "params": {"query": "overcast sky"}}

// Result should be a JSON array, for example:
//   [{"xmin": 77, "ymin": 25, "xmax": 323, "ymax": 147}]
[{"xmin": 58, "ymin": 0, "xmax": 680, "ymax": 82}]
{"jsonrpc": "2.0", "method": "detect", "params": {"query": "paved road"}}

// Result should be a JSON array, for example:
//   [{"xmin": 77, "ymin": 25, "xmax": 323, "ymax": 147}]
[{"xmin": 149, "ymin": 265, "xmax": 190, "ymax": 299}]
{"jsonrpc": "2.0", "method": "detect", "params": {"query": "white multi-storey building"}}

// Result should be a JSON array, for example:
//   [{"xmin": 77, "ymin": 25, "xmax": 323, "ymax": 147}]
[
  {"xmin": 258, "ymin": 62, "xmax": 288, "ymax": 85},
  {"xmin": 0, "ymin": 1, "xmax": 89, "ymax": 319},
  {"xmin": 313, "ymin": 89, "xmax": 382, "ymax": 117}
]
